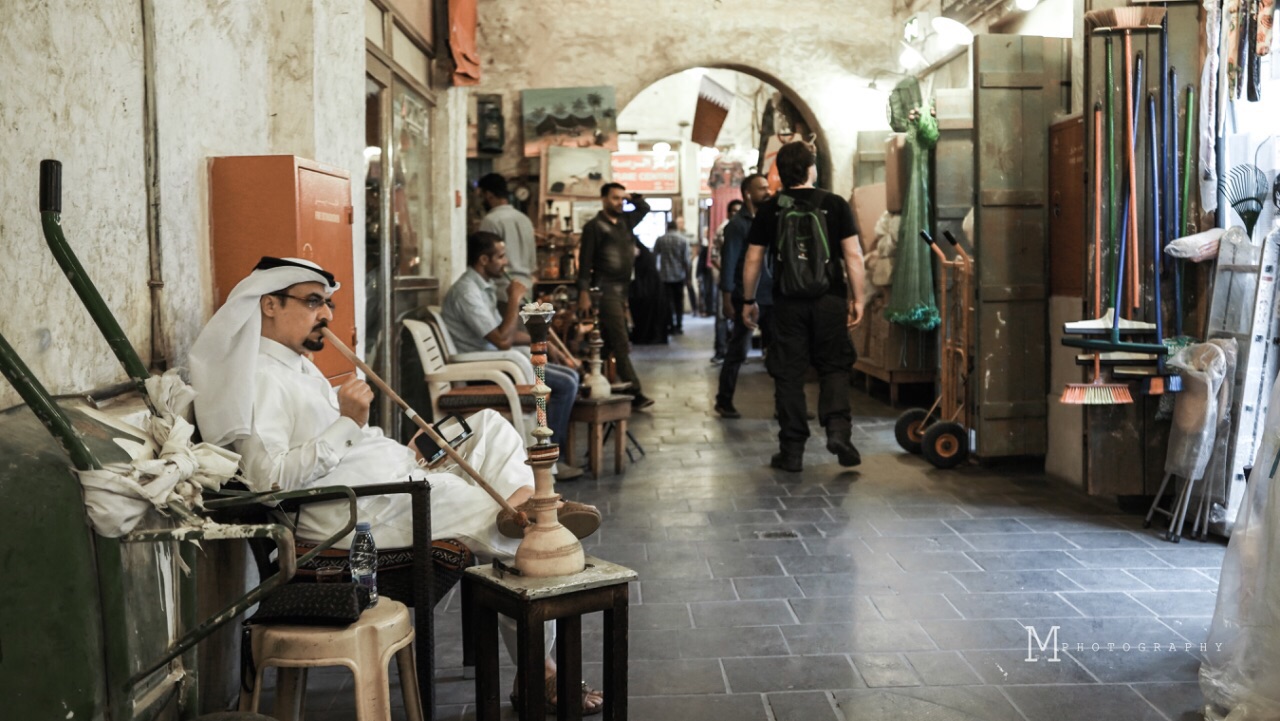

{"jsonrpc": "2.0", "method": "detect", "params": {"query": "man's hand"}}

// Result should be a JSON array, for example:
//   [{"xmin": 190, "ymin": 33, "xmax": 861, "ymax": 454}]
[
  {"xmin": 721, "ymin": 292, "xmax": 734, "ymax": 321},
  {"xmin": 847, "ymin": 299, "xmax": 865, "ymax": 330},
  {"xmin": 507, "ymin": 279, "xmax": 529, "ymax": 308},
  {"xmin": 337, "ymin": 377, "xmax": 374, "ymax": 427},
  {"xmin": 743, "ymin": 303, "xmax": 760, "ymax": 330},
  {"xmin": 578, "ymin": 292, "xmax": 593, "ymax": 315}
]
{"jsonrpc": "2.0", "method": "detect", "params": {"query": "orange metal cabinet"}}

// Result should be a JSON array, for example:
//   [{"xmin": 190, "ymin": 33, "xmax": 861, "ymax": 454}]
[{"xmin": 209, "ymin": 155, "xmax": 356, "ymax": 382}]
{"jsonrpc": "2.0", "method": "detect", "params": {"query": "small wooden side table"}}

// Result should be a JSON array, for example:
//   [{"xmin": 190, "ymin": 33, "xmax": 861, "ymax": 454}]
[
  {"xmin": 463, "ymin": 556, "xmax": 637, "ymax": 721},
  {"xmin": 566, "ymin": 396, "xmax": 632, "ymax": 477}
]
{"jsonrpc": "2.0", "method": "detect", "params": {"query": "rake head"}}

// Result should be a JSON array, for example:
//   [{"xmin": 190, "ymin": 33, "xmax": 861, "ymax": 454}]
[{"xmin": 1223, "ymin": 164, "xmax": 1269, "ymax": 236}]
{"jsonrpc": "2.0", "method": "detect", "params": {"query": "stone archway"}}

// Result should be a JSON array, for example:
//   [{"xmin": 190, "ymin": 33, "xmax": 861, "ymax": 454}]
[{"xmin": 619, "ymin": 62, "xmax": 836, "ymax": 192}]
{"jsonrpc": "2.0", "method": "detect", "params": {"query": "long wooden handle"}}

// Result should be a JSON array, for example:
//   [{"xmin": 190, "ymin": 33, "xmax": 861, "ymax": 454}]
[{"xmin": 321, "ymin": 327, "xmax": 521, "ymax": 518}]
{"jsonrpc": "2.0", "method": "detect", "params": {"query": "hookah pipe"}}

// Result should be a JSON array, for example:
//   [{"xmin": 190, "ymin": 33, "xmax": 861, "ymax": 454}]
[{"xmin": 319, "ymin": 327, "xmax": 527, "ymax": 527}]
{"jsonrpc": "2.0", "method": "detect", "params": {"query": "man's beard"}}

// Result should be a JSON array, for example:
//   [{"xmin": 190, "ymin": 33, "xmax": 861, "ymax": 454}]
[{"xmin": 302, "ymin": 323, "xmax": 327, "ymax": 351}]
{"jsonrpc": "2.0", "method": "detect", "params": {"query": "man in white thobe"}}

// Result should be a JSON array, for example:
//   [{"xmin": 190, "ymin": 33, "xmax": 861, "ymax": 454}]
[{"xmin": 188, "ymin": 257, "xmax": 603, "ymax": 714}]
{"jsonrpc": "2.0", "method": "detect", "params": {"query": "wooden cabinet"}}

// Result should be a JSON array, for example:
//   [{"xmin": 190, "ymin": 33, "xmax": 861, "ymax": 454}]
[{"xmin": 209, "ymin": 155, "xmax": 356, "ymax": 382}]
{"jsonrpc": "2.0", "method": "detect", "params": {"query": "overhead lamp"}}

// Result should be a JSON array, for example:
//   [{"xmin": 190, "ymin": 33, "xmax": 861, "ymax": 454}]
[
  {"xmin": 899, "ymin": 42, "xmax": 928, "ymax": 72},
  {"xmin": 651, "ymin": 141, "xmax": 672, "ymax": 154},
  {"xmin": 931, "ymin": 15, "xmax": 975, "ymax": 46},
  {"xmin": 1015, "ymin": 0, "xmax": 1039, "ymax": 10}
]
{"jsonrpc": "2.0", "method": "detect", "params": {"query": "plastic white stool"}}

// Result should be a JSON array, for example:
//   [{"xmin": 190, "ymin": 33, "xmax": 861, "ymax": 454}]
[{"xmin": 239, "ymin": 599, "xmax": 424, "ymax": 721}]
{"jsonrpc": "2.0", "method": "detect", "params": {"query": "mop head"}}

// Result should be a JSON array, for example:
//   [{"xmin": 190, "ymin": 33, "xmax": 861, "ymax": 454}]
[
  {"xmin": 1061, "ymin": 379, "xmax": 1134, "ymax": 405},
  {"xmin": 1085, "ymin": 7, "xmax": 1166, "ymax": 32}
]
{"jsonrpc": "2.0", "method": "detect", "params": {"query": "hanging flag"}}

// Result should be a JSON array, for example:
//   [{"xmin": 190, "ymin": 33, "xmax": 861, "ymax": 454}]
[{"xmin": 691, "ymin": 75, "xmax": 733, "ymax": 147}]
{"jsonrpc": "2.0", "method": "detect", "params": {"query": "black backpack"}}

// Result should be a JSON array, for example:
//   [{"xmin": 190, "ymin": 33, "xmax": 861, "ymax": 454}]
[{"xmin": 773, "ymin": 190, "xmax": 831, "ymax": 299}]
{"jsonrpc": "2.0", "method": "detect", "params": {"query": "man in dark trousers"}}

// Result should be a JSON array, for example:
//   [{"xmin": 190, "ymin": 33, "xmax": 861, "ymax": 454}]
[
  {"xmin": 577, "ymin": 182, "xmax": 654, "ymax": 410},
  {"xmin": 742, "ymin": 142, "xmax": 866, "ymax": 471},
  {"xmin": 714, "ymin": 173, "xmax": 771, "ymax": 419}
]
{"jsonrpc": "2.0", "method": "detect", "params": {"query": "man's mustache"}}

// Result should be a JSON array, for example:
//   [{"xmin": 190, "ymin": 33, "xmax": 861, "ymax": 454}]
[{"xmin": 312, "ymin": 320, "xmax": 329, "ymax": 332}]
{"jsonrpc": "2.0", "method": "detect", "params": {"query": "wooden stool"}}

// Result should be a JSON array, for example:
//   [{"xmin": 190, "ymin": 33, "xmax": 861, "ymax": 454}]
[
  {"xmin": 566, "ymin": 396, "xmax": 632, "ymax": 477},
  {"xmin": 463, "ymin": 556, "xmax": 637, "ymax": 721},
  {"xmin": 239, "ymin": 599, "xmax": 424, "ymax": 721}
]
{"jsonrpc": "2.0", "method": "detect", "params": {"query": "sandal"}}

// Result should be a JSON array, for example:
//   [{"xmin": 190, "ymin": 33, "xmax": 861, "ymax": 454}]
[{"xmin": 509, "ymin": 675, "xmax": 605, "ymax": 716}]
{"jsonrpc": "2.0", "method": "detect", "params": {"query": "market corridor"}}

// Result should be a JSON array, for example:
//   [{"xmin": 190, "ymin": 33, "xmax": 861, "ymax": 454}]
[{"xmin": 312, "ymin": 316, "xmax": 1222, "ymax": 721}]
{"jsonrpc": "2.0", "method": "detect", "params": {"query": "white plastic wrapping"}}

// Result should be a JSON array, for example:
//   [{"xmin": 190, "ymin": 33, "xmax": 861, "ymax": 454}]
[
  {"xmin": 77, "ymin": 370, "xmax": 241, "ymax": 537},
  {"xmin": 1204, "ymin": 339, "xmax": 1240, "ymax": 531},
  {"xmin": 1201, "ymin": 369, "xmax": 1280, "ymax": 720},
  {"xmin": 1165, "ymin": 343, "xmax": 1228, "ymax": 480}
]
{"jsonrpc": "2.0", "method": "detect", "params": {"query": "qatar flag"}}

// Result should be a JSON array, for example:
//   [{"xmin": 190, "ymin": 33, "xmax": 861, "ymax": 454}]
[{"xmin": 691, "ymin": 75, "xmax": 733, "ymax": 147}]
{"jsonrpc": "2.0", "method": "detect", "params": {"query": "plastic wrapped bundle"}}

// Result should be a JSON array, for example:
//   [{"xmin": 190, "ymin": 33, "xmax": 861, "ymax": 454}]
[
  {"xmin": 1201, "ymin": 370, "xmax": 1280, "ymax": 720},
  {"xmin": 885, "ymin": 105, "xmax": 940, "ymax": 331},
  {"xmin": 1164, "ymin": 343, "xmax": 1228, "ymax": 481}
]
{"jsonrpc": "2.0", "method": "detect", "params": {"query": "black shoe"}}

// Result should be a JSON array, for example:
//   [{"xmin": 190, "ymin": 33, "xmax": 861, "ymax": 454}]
[
  {"xmin": 714, "ymin": 403, "xmax": 741, "ymax": 419},
  {"xmin": 770, "ymin": 452, "xmax": 803, "ymax": 472},
  {"xmin": 631, "ymin": 393, "xmax": 655, "ymax": 410},
  {"xmin": 710, "ymin": 355, "xmax": 725, "ymax": 365},
  {"xmin": 827, "ymin": 438, "xmax": 862, "ymax": 468}
]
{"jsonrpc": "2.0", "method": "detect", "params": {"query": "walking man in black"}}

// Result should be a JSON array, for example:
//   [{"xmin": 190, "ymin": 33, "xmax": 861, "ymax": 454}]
[
  {"xmin": 714, "ymin": 173, "xmax": 771, "ymax": 419},
  {"xmin": 577, "ymin": 182, "xmax": 655, "ymax": 410},
  {"xmin": 742, "ymin": 142, "xmax": 866, "ymax": 471}
]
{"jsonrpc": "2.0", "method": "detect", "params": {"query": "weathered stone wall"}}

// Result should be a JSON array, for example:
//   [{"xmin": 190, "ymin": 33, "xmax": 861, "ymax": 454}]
[
  {"xmin": 0, "ymin": 0, "xmax": 365, "ymax": 411},
  {"xmin": 472, "ymin": 0, "xmax": 900, "ymax": 200},
  {"xmin": 0, "ymin": 1, "xmax": 150, "ymax": 411}
]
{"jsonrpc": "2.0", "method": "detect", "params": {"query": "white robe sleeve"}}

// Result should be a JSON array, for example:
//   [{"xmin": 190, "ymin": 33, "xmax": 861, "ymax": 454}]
[{"xmin": 233, "ymin": 371, "xmax": 365, "ymax": 493}]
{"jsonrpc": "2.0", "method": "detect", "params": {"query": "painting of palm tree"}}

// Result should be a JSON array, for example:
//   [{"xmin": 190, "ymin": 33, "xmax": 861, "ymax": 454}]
[{"xmin": 521, "ymin": 85, "xmax": 618, "ymax": 157}]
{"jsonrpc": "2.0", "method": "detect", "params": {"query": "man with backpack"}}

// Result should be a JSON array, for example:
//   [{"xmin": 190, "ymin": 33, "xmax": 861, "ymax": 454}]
[{"xmin": 741, "ymin": 142, "xmax": 866, "ymax": 472}]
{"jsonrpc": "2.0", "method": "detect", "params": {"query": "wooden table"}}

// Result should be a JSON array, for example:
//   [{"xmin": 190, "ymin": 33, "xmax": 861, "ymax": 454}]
[
  {"xmin": 463, "ymin": 556, "xmax": 637, "ymax": 721},
  {"xmin": 566, "ymin": 396, "xmax": 632, "ymax": 477}
]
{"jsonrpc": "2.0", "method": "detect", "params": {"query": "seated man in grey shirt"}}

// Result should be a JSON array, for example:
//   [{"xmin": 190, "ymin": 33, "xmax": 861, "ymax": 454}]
[{"xmin": 442, "ymin": 231, "xmax": 584, "ymax": 479}]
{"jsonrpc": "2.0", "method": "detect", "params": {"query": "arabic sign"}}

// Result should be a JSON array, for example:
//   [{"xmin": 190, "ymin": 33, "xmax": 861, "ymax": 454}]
[{"xmin": 610, "ymin": 152, "xmax": 680, "ymax": 194}]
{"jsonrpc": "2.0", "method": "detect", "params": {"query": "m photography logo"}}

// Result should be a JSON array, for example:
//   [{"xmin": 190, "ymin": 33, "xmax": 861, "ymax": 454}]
[{"xmin": 1024, "ymin": 624, "xmax": 1223, "ymax": 662}]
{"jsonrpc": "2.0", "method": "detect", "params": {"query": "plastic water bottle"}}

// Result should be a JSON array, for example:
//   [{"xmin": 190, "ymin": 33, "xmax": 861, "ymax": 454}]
[{"xmin": 349, "ymin": 521, "xmax": 379, "ymax": 607}]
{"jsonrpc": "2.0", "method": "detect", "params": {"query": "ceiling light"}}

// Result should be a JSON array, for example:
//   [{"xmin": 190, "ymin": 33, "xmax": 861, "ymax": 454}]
[
  {"xmin": 899, "ymin": 42, "xmax": 928, "ymax": 71},
  {"xmin": 931, "ymin": 16, "xmax": 975, "ymax": 46},
  {"xmin": 652, "ymin": 141, "xmax": 672, "ymax": 154},
  {"xmin": 1015, "ymin": 0, "xmax": 1039, "ymax": 11}
]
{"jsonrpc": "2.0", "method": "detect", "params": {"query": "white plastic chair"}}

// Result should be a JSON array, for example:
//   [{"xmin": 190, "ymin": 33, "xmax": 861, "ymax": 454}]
[
  {"xmin": 424, "ymin": 305, "xmax": 536, "ymax": 384},
  {"xmin": 402, "ymin": 318, "xmax": 533, "ymax": 439}
]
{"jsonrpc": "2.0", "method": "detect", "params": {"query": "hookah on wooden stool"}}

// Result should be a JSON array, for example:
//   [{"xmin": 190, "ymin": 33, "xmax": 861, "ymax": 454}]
[
  {"xmin": 509, "ymin": 302, "xmax": 592, "ymax": 577},
  {"xmin": 583, "ymin": 287, "xmax": 611, "ymax": 399}
]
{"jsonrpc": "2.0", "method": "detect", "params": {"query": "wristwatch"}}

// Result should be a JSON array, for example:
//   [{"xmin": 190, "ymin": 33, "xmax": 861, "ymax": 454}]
[{"xmin": 743, "ymin": 298, "xmax": 757, "ymax": 305}]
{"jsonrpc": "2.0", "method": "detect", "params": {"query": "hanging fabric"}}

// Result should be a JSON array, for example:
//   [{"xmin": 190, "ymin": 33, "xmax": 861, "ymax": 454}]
[{"xmin": 885, "ymin": 95, "xmax": 940, "ymax": 331}]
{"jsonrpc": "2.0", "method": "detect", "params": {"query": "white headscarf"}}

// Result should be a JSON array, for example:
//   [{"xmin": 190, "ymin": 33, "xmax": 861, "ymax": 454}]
[{"xmin": 189, "ymin": 258, "xmax": 340, "ymax": 446}]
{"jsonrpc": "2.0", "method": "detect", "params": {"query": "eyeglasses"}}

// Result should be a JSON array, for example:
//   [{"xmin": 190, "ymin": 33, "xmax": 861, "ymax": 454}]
[{"xmin": 270, "ymin": 292, "xmax": 335, "ymax": 311}]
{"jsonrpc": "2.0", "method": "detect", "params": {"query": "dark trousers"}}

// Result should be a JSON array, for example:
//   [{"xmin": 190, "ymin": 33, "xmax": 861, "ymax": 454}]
[
  {"xmin": 716, "ymin": 299, "xmax": 772, "ymax": 408},
  {"xmin": 598, "ymin": 291, "xmax": 642, "ymax": 394},
  {"xmin": 665, "ymin": 281, "xmax": 686, "ymax": 331},
  {"xmin": 764, "ymin": 294, "xmax": 856, "ymax": 453},
  {"xmin": 697, "ymin": 264, "xmax": 717, "ymax": 315}
]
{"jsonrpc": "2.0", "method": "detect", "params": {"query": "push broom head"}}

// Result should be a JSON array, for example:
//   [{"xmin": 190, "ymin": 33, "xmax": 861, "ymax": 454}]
[
  {"xmin": 1085, "ymin": 7, "xmax": 1166, "ymax": 33},
  {"xmin": 1061, "ymin": 378, "xmax": 1134, "ymax": 405}
]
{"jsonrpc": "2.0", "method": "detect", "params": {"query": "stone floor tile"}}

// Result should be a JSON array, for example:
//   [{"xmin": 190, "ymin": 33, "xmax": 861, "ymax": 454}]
[
  {"xmin": 794, "ymin": 573, "xmax": 895, "ymax": 597},
  {"xmin": 1057, "ymin": 592, "xmax": 1158, "ymax": 618},
  {"xmin": 782, "ymin": 621, "xmax": 937, "ymax": 654},
  {"xmin": 943, "ymin": 518, "xmax": 1036, "ymax": 534},
  {"xmin": 1128, "ymin": 591, "xmax": 1219, "ymax": 617},
  {"xmin": 698, "ymin": 539, "xmax": 807, "ymax": 558},
  {"xmin": 733, "ymin": 576, "xmax": 803, "ymax": 600},
  {"xmin": 918, "ymin": 618, "xmax": 1040, "ymax": 651},
  {"xmin": 629, "ymin": 658, "xmax": 728, "ymax": 696},
  {"xmin": 1057, "ymin": 568, "xmax": 1149, "ymax": 591},
  {"xmin": 627, "ymin": 693, "xmax": 770, "ymax": 721},
  {"xmin": 1002, "ymin": 683, "xmax": 1167, "ymax": 721},
  {"xmin": 962, "ymin": 648, "xmax": 1096, "ymax": 684},
  {"xmin": 630, "ymin": 603, "xmax": 694, "ymax": 630},
  {"xmin": 851, "ymin": 653, "xmax": 922, "ymax": 687},
  {"xmin": 763, "ymin": 691, "xmax": 843, "ymax": 721},
  {"xmin": 962, "ymin": 533, "xmax": 1079, "ymax": 551},
  {"xmin": 892, "ymin": 551, "xmax": 983, "ymax": 573},
  {"xmin": 904, "ymin": 651, "xmax": 984, "ymax": 686},
  {"xmin": 1064, "ymin": 549, "xmax": 1172, "ymax": 568},
  {"xmin": 868, "ymin": 519, "xmax": 957, "ymax": 537},
  {"xmin": 690, "ymin": 599, "xmax": 797, "ymax": 628},
  {"xmin": 882, "ymin": 572, "xmax": 970, "ymax": 595},
  {"xmin": 863, "ymin": 534, "xmax": 977, "ymax": 554},
  {"xmin": 790, "ymin": 595, "xmax": 883, "ymax": 624},
  {"xmin": 1126, "ymin": 568, "xmax": 1220, "ymax": 591},
  {"xmin": 1057, "ymin": 530, "xmax": 1159, "ymax": 549},
  {"xmin": 965, "ymin": 550, "xmax": 1086, "ymax": 571},
  {"xmin": 708, "ymin": 555, "xmax": 785, "ymax": 578},
  {"xmin": 868, "ymin": 588, "xmax": 964, "ymax": 620},
  {"xmin": 1130, "ymin": 682, "xmax": 1206, "ymax": 721},
  {"xmin": 639, "ymin": 578, "xmax": 737, "ymax": 604},
  {"xmin": 1147, "ymin": 546, "xmax": 1229, "ymax": 569},
  {"xmin": 723, "ymin": 655, "xmax": 863, "ymax": 692},
  {"xmin": 945, "ymin": 592, "xmax": 1083, "ymax": 619},
  {"xmin": 832, "ymin": 686, "xmax": 1025, "ymax": 721},
  {"xmin": 951, "ymin": 570, "xmax": 1083, "ymax": 593},
  {"xmin": 1066, "ymin": 647, "xmax": 1202, "ymax": 683},
  {"xmin": 676, "ymin": 625, "xmax": 791, "ymax": 659}
]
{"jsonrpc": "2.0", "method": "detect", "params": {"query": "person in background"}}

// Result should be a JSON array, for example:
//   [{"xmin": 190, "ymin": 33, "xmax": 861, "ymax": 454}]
[
  {"xmin": 709, "ymin": 199, "xmax": 742, "ymax": 364},
  {"xmin": 577, "ymin": 182, "xmax": 655, "ymax": 410},
  {"xmin": 440, "ymin": 232, "xmax": 585, "ymax": 480},
  {"xmin": 742, "ymin": 142, "xmax": 866, "ymax": 472},
  {"xmin": 653, "ymin": 220, "xmax": 691, "ymax": 335},
  {"xmin": 678, "ymin": 216, "xmax": 700, "ymax": 321},
  {"xmin": 714, "ymin": 175, "xmax": 771, "ymax": 418},
  {"xmin": 476, "ymin": 173, "xmax": 536, "ymax": 304}
]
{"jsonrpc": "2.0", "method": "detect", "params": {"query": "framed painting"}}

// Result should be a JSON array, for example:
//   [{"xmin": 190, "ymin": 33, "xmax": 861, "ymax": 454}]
[{"xmin": 521, "ymin": 85, "xmax": 618, "ymax": 157}]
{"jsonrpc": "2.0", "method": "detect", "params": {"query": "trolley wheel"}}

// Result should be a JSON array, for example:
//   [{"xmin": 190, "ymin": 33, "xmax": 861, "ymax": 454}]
[
  {"xmin": 922, "ymin": 422, "xmax": 969, "ymax": 469},
  {"xmin": 895, "ymin": 408, "xmax": 930, "ymax": 454}
]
